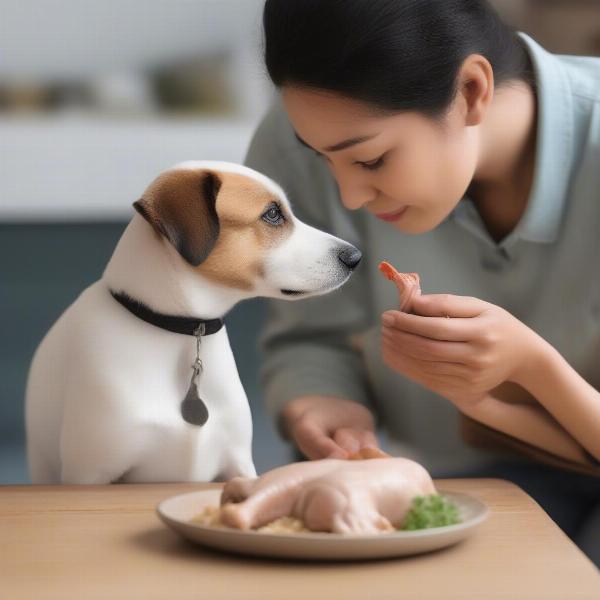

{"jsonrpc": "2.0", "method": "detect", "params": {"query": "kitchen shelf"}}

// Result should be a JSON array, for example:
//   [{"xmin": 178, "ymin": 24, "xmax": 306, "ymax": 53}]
[{"xmin": 0, "ymin": 113, "xmax": 262, "ymax": 221}]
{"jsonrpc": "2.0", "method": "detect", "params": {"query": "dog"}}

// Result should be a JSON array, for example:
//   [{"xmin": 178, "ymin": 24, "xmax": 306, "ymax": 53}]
[{"xmin": 25, "ymin": 161, "xmax": 362, "ymax": 484}]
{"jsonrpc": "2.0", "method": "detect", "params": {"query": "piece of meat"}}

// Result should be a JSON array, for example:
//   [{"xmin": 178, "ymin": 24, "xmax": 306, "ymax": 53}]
[
  {"xmin": 348, "ymin": 446, "xmax": 390, "ymax": 460},
  {"xmin": 220, "ymin": 457, "xmax": 435, "ymax": 534},
  {"xmin": 220, "ymin": 460, "xmax": 340, "ymax": 526},
  {"xmin": 379, "ymin": 261, "xmax": 420, "ymax": 312}
]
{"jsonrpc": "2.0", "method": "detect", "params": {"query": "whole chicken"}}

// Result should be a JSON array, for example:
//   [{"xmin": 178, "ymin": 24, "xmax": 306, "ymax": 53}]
[{"xmin": 220, "ymin": 454, "xmax": 435, "ymax": 534}]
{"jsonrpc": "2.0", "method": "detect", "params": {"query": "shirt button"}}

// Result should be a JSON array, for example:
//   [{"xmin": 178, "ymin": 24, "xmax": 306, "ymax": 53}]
[
  {"xmin": 481, "ymin": 255, "xmax": 505, "ymax": 272},
  {"xmin": 481, "ymin": 246, "xmax": 512, "ymax": 272}
]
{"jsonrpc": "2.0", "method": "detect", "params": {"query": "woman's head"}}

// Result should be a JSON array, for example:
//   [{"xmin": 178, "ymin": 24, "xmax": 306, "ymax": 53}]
[{"xmin": 262, "ymin": 0, "xmax": 532, "ymax": 233}]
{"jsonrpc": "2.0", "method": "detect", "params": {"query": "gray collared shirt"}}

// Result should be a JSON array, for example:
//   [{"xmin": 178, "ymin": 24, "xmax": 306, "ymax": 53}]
[{"xmin": 245, "ymin": 34, "xmax": 600, "ymax": 473}]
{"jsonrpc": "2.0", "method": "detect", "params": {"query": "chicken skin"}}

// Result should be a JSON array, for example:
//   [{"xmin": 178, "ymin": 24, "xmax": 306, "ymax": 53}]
[{"xmin": 220, "ymin": 457, "xmax": 435, "ymax": 534}]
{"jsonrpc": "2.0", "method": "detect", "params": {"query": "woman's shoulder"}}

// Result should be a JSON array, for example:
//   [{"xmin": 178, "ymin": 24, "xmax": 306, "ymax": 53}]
[
  {"xmin": 558, "ymin": 53, "xmax": 600, "ymax": 105},
  {"xmin": 520, "ymin": 33, "xmax": 600, "ymax": 106}
]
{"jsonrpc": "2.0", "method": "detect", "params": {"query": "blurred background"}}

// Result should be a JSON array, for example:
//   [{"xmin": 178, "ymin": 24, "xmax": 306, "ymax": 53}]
[{"xmin": 2, "ymin": 0, "xmax": 600, "ymax": 484}]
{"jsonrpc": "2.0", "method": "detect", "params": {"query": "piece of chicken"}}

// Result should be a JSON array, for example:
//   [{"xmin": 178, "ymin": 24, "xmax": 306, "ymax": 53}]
[
  {"xmin": 379, "ymin": 261, "xmax": 421, "ymax": 312},
  {"xmin": 220, "ymin": 457, "xmax": 435, "ymax": 534},
  {"xmin": 348, "ymin": 446, "xmax": 390, "ymax": 460}
]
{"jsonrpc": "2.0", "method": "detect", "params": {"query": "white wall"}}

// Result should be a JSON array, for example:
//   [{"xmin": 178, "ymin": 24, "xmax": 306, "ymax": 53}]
[{"xmin": 0, "ymin": 0, "xmax": 273, "ymax": 220}]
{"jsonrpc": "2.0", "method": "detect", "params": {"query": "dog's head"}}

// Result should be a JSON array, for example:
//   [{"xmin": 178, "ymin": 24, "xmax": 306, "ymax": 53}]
[{"xmin": 134, "ymin": 161, "xmax": 361, "ymax": 300}]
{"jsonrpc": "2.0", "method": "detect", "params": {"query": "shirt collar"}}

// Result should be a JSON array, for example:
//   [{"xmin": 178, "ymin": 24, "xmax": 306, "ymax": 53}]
[
  {"xmin": 516, "ymin": 33, "xmax": 574, "ymax": 244},
  {"xmin": 452, "ymin": 33, "xmax": 574, "ymax": 249}
]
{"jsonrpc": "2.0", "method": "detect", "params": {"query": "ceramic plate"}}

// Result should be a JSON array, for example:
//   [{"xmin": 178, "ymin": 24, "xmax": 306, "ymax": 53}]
[{"xmin": 157, "ymin": 488, "xmax": 489, "ymax": 561}]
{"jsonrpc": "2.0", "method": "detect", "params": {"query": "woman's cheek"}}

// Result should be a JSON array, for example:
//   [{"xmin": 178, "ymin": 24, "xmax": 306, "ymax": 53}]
[
  {"xmin": 384, "ymin": 155, "xmax": 425, "ymax": 203},
  {"xmin": 445, "ymin": 130, "xmax": 480, "ymax": 195}
]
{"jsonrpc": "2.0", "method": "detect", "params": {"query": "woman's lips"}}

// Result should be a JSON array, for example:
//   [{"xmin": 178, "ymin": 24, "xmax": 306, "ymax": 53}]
[{"xmin": 375, "ymin": 206, "xmax": 408, "ymax": 222}]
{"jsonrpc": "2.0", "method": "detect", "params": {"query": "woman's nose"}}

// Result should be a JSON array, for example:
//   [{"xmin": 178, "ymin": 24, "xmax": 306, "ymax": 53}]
[{"xmin": 337, "ymin": 177, "xmax": 375, "ymax": 211}]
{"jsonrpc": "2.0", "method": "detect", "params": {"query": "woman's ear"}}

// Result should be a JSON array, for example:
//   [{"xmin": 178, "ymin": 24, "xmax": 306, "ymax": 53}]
[
  {"xmin": 456, "ymin": 54, "xmax": 495, "ymax": 127},
  {"xmin": 133, "ymin": 170, "xmax": 221, "ymax": 266}
]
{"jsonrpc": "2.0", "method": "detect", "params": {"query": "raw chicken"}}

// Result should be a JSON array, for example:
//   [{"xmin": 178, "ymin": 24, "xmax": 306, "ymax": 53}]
[
  {"xmin": 220, "ymin": 457, "xmax": 435, "ymax": 534},
  {"xmin": 348, "ymin": 446, "xmax": 390, "ymax": 460},
  {"xmin": 379, "ymin": 261, "xmax": 421, "ymax": 312}
]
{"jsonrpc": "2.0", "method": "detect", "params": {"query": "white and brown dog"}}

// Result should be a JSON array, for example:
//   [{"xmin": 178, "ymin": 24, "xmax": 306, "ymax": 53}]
[{"xmin": 25, "ymin": 161, "xmax": 361, "ymax": 484}]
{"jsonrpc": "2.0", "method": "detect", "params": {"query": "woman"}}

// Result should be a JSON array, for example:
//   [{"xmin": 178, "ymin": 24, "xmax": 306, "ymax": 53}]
[{"xmin": 245, "ymin": 0, "xmax": 600, "ymax": 561}]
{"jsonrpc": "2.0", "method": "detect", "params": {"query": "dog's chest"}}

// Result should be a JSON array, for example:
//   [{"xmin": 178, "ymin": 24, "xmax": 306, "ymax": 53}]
[
  {"xmin": 145, "ymin": 330, "xmax": 248, "ymax": 422},
  {"xmin": 125, "ymin": 331, "xmax": 252, "ymax": 481}
]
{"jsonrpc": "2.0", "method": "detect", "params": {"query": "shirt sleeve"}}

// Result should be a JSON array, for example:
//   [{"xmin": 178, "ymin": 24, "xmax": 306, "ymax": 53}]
[{"xmin": 244, "ymin": 98, "xmax": 376, "ymax": 433}]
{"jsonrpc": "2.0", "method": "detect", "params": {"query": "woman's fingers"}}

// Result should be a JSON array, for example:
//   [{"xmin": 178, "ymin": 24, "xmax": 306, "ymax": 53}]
[
  {"xmin": 292, "ymin": 420, "xmax": 378, "ymax": 460},
  {"xmin": 293, "ymin": 419, "xmax": 348, "ymax": 459},
  {"xmin": 382, "ymin": 309, "xmax": 477, "ymax": 342},
  {"xmin": 382, "ymin": 336, "xmax": 469, "ymax": 381},
  {"xmin": 333, "ymin": 427, "xmax": 379, "ymax": 455},
  {"xmin": 381, "ymin": 326, "xmax": 472, "ymax": 362},
  {"xmin": 284, "ymin": 396, "xmax": 378, "ymax": 460},
  {"xmin": 410, "ymin": 293, "xmax": 487, "ymax": 318}
]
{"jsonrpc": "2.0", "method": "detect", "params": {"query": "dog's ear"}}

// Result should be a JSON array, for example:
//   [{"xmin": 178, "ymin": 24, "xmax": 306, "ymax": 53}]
[{"xmin": 133, "ymin": 170, "xmax": 221, "ymax": 266}]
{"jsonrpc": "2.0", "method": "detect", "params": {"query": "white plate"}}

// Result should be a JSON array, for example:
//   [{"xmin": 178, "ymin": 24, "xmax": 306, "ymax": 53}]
[{"xmin": 157, "ymin": 488, "xmax": 489, "ymax": 561}]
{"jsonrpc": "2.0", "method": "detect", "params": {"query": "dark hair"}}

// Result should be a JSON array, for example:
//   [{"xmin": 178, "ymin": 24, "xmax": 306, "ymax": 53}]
[{"xmin": 263, "ymin": 0, "xmax": 531, "ymax": 116}]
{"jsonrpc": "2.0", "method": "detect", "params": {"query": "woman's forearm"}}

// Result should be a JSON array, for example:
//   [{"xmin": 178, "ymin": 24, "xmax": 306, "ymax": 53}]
[
  {"xmin": 514, "ymin": 339, "xmax": 600, "ymax": 462},
  {"xmin": 461, "ymin": 394, "xmax": 589, "ymax": 464}
]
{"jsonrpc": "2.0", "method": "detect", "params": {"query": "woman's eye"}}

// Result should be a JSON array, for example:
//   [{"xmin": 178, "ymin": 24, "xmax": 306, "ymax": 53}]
[
  {"xmin": 313, "ymin": 147, "xmax": 386, "ymax": 171},
  {"xmin": 356, "ymin": 155, "xmax": 386, "ymax": 171},
  {"xmin": 262, "ymin": 204, "xmax": 285, "ymax": 225}
]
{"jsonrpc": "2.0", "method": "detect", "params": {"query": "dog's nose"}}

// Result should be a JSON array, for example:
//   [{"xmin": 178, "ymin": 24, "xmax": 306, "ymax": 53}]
[{"xmin": 338, "ymin": 246, "xmax": 362, "ymax": 270}]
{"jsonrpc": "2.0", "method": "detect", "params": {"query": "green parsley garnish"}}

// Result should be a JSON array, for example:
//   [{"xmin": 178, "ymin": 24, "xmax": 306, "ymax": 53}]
[{"xmin": 401, "ymin": 494, "xmax": 461, "ymax": 531}]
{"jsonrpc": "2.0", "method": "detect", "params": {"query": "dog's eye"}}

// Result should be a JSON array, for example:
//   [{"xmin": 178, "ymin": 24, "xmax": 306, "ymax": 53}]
[{"xmin": 262, "ymin": 204, "xmax": 285, "ymax": 226}]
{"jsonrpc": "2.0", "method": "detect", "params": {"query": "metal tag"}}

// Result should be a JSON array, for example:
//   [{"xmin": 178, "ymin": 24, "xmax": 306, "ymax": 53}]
[{"xmin": 180, "ymin": 324, "xmax": 209, "ymax": 426}]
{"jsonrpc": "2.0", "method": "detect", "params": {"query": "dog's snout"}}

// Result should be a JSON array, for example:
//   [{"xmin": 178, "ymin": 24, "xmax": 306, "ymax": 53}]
[{"xmin": 337, "ymin": 246, "xmax": 362, "ymax": 270}]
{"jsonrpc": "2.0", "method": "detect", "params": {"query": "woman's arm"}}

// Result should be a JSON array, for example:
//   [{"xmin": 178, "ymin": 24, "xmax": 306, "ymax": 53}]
[
  {"xmin": 461, "ymin": 391, "xmax": 590, "ymax": 464},
  {"xmin": 380, "ymin": 268, "xmax": 600, "ymax": 465},
  {"xmin": 510, "ymin": 341, "xmax": 600, "ymax": 462}
]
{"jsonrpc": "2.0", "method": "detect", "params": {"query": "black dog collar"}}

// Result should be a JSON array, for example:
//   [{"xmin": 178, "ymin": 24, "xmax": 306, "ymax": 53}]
[
  {"xmin": 110, "ymin": 290, "xmax": 224, "ymax": 337},
  {"xmin": 109, "ymin": 289, "xmax": 224, "ymax": 427}
]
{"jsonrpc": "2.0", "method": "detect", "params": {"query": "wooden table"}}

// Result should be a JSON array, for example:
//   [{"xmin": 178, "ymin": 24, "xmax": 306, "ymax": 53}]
[{"xmin": 1, "ymin": 478, "xmax": 598, "ymax": 600}]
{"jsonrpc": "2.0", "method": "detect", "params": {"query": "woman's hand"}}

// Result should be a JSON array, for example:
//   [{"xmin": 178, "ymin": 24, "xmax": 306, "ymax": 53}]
[
  {"xmin": 380, "ymin": 293, "xmax": 549, "ymax": 409},
  {"xmin": 281, "ymin": 395, "xmax": 378, "ymax": 460}
]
